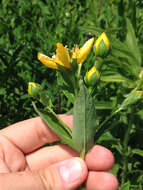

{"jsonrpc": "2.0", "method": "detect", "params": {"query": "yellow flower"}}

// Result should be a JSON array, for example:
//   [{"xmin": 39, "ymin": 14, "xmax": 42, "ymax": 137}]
[
  {"xmin": 38, "ymin": 38, "xmax": 94, "ymax": 70},
  {"xmin": 85, "ymin": 66, "xmax": 100, "ymax": 86},
  {"xmin": 38, "ymin": 43, "xmax": 71, "ymax": 70},
  {"xmin": 72, "ymin": 37, "xmax": 94, "ymax": 64},
  {"xmin": 94, "ymin": 32, "xmax": 110, "ymax": 57}
]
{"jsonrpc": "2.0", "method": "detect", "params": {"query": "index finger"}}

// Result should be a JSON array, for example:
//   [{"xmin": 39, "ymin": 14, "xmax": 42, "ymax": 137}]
[{"xmin": 0, "ymin": 115, "xmax": 73, "ymax": 154}]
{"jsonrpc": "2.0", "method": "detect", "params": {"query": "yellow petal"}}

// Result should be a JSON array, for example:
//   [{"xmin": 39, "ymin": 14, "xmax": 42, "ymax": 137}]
[
  {"xmin": 95, "ymin": 32, "xmax": 110, "ymax": 51},
  {"xmin": 37, "ymin": 52, "xmax": 59, "ymax": 70},
  {"xmin": 77, "ymin": 37, "xmax": 94, "ymax": 64},
  {"xmin": 52, "ymin": 56, "xmax": 68, "ymax": 68},
  {"xmin": 56, "ymin": 43, "xmax": 71, "ymax": 69}
]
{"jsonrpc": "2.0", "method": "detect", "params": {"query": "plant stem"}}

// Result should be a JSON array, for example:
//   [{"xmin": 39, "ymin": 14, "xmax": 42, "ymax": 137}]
[
  {"xmin": 80, "ymin": 149, "xmax": 85, "ymax": 160},
  {"xmin": 77, "ymin": 63, "xmax": 82, "ymax": 79},
  {"xmin": 94, "ymin": 111, "xmax": 116, "ymax": 140},
  {"xmin": 78, "ymin": 149, "xmax": 86, "ymax": 189},
  {"xmin": 121, "ymin": 110, "xmax": 133, "ymax": 184}
]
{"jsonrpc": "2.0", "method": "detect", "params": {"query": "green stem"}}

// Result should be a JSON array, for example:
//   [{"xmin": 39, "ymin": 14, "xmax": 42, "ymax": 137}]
[
  {"xmin": 95, "ymin": 111, "xmax": 116, "ymax": 137},
  {"xmin": 94, "ymin": 107, "xmax": 122, "ymax": 140},
  {"xmin": 78, "ymin": 149, "xmax": 86, "ymax": 189},
  {"xmin": 72, "ymin": 63, "xmax": 83, "ymax": 98},
  {"xmin": 88, "ymin": 86, "xmax": 94, "ymax": 95},
  {"xmin": 121, "ymin": 111, "xmax": 133, "ymax": 184},
  {"xmin": 77, "ymin": 63, "xmax": 82, "ymax": 79},
  {"xmin": 70, "ymin": 73, "xmax": 78, "ymax": 98},
  {"xmin": 80, "ymin": 149, "xmax": 85, "ymax": 160}
]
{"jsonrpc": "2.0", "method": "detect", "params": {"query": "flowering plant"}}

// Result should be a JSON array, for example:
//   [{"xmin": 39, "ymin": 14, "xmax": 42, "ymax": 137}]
[{"xmin": 28, "ymin": 30, "xmax": 143, "ymax": 189}]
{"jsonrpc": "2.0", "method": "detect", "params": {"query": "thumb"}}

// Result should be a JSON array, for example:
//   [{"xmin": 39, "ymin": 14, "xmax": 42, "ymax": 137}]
[{"xmin": 0, "ymin": 158, "xmax": 87, "ymax": 190}]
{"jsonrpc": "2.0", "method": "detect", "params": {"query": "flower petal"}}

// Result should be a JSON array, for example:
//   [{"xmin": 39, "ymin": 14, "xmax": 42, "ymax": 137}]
[
  {"xmin": 77, "ymin": 37, "xmax": 94, "ymax": 64},
  {"xmin": 56, "ymin": 43, "xmax": 71, "ymax": 69},
  {"xmin": 37, "ymin": 52, "xmax": 59, "ymax": 70}
]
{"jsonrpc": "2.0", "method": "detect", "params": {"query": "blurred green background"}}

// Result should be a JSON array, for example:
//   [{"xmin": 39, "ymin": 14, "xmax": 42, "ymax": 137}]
[{"xmin": 1, "ymin": 0, "xmax": 143, "ymax": 189}]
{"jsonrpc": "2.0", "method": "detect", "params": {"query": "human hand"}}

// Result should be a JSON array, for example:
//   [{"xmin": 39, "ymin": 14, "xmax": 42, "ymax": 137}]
[{"xmin": 0, "ymin": 115, "xmax": 118, "ymax": 190}]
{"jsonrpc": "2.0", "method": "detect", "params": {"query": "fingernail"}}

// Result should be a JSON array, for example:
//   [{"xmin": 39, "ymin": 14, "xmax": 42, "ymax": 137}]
[{"xmin": 58, "ymin": 158, "xmax": 83, "ymax": 183}]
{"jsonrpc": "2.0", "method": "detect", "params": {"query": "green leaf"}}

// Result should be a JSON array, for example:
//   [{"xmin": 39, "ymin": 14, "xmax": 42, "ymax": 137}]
[
  {"xmin": 98, "ymin": 132, "xmax": 118, "ymax": 143},
  {"xmin": 94, "ymin": 101, "xmax": 113, "ymax": 110},
  {"xmin": 120, "ymin": 181, "xmax": 130, "ymax": 190},
  {"xmin": 116, "ymin": 91, "xmax": 142, "ymax": 112},
  {"xmin": 32, "ymin": 102, "xmax": 74, "ymax": 149},
  {"xmin": 101, "ymin": 75, "xmax": 128, "ymax": 83},
  {"xmin": 132, "ymin": 149, "xmax": 143, "ymax": 157},
  {"xmin": 111, "ymin": 39, "xmax": 140, "ymax": 78},
  {"xmin": 72, "ymin": 82, "xmax": 98, "ymax": 153},
  {"xmin": 109, "ymin": 163, "xmax": 120, "ymax": 177},
  {"xmin": 0, "ymin": 88, "xmax": 6, "ymax": 95},
  {"xmin": 126, "ymin": 18, "xmax": 141, "ymax": 65}
]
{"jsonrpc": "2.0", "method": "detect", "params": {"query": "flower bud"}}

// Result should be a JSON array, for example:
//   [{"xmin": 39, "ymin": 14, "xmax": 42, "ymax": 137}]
[
  {"xmin": 94, "ymin": 32, "xmax": 110, "ymax": 57},
  {"xmin": 85, "ymin": 66, "xmax": 100, "ymax": 86},
  {"xmin": 28, "ymin": 82, "xmax": 42, "ymax": 98}
]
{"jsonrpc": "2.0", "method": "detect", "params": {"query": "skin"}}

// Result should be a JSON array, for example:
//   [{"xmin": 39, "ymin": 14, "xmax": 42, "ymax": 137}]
[{"xmin": 0, "ymin": 115, "xmax": 118, "ymax": 190}]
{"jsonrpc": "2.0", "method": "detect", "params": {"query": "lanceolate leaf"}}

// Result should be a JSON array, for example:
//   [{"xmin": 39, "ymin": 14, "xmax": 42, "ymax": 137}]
[
  {"xmin": 72, "ymin": 82, "xmax": 98, "ymax": 153},
  {"xmin": 32, "ymin": 102, "xmax": 74, "ymax": 149},
  {"xmin": 126, "ymin": 18, "xmax": 141, "ymax": 65},
  {"xmin": 101, "ymin": 74, "xmax": 129, "ymax": 83}
]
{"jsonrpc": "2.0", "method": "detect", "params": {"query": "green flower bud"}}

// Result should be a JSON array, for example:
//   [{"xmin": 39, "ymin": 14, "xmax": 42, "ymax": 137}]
[
  {"xmin": 94, "ymin": 32, "xmax": 110, "ymax": 57},
  {"xmin": 28, "ymin": 82, "xmax": 42, "ymax": 98},
  {"xmin": 85, "ymin": 66, "xmax": 100, "ymax": 86}
]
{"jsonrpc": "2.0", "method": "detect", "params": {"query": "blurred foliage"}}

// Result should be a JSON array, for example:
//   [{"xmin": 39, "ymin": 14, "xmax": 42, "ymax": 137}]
[
  {"xmin": 0, "ymin": 0, "xmax": 143, "ymax": 189},
  {"xmin": 0, "ymin": 0, "xmax": 87, "ymax": 127}
]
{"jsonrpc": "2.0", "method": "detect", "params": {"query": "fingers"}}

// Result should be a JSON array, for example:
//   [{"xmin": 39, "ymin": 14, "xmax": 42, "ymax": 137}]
[
  {"xmin": 0, "ymin": 158, "xmax": 87, "ymax": 190},
  {"xmin": 85, "ymin": 145, "xmax": 114, "ymax": 171},
  {"xmin": 0, "ymin": 134, "xmax": 26, "ymax": 172},
  {"xmin": 26, "ymin": 144, "xmax": 79, "ymax": 170},
  {"xmin": 0, "ymin": 115, "xmax": 72, "ymax": 154},
  {"xmin": 26, "ymin": 144, "xmax": 114, "ymax": 172},
  {"xmin": 86, "ymin": 171, "xmax": 118, "ymax": 190},
  {"xmin": 41, "ymin": 157, "xmax": 87, "ymax": 190}
]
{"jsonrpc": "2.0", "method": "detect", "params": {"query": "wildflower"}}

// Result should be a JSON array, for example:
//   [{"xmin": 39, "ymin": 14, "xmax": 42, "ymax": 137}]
[
  {"xmin": 85, "ymin": 66, "xmax": 100, "ymax": 86},
  {"xmin": 38, "ymin": 38, "xmax": 94, "ymax": 70},
  {"xmin": 94, "ymin": 32, "xmax": 110, "ymax": 57},
  {"xmin": 38, "ymin": 43, "xmax": 71, "ymax": 70},
  {"xmin": 28, "ymin": 82, "xmax": 42, "ymax": 98}
]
